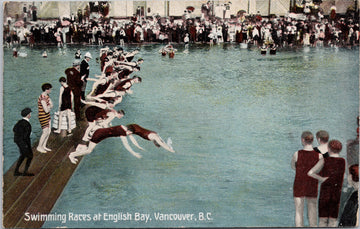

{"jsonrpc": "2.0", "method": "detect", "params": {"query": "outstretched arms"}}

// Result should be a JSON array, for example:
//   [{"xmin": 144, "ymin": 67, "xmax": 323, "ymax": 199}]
[{"xmin": 149, "ymin": 133, "xmax": 175, "ymax": 153}]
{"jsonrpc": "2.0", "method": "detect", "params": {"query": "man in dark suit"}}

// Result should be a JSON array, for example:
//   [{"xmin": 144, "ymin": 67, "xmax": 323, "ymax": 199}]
[
  {"xmin": 65, "ymin": 60, "xmax": 82, "ymax": 120},
  {"xmin": 80, "ymin": 52, "xmax": 92, "ymax": 100},
  {"xmin": 13, "ymin": 107, "xmax": 34, "ymax": 176}
]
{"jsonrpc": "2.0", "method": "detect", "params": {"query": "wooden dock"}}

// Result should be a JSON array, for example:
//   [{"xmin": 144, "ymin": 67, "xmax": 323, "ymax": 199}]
[{"xmin": 3, "ymin": 119, "xmax": 88, "ymax": 228}]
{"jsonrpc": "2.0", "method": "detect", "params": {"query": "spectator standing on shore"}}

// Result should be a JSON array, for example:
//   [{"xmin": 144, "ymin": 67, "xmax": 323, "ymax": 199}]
[
  {"xmin": 119, "ymin": 27, "xmax": 126, "ymax": 46},
  {"xmin": 77, "ymin": 8, "xmax": 83, "ymax": 23},
  {"xmin": 3, "ymin": 2, "xmax": 359, "ymax": 49},
  {"xmin": 308, "ymin": 140, "xmax": 345, "ymax": 227},
  {"xmin": 330, "ymin": 5, "xmax": 337, "ymax": 23},
  {"xmin": 32, "ymin": 5, "xmax": 37, "ymax": 21},
  {"xmin": 13, "ymin": 108, "xmax": 34, "ymax": 176},
  {"xmin": 80, "ymin": 52, "xmax": 92, "ymax": 101},
  {"xmin": 291, "ymin": 131, "xmax": 322, "ymax": 227},
  {"xmin": 55, "ymin": 28, "xmax": 63, "ymax": 47},
  {"xmin": 65, "ymin": 60, "xmax": 82, "ymax": 120},
  {"xmin": 37, "ymin": 83, "xmax": 53, "ymax": 153},
  {"xmin": 184, "ymin": 33, "xmax": 189, "ymax": 49}
]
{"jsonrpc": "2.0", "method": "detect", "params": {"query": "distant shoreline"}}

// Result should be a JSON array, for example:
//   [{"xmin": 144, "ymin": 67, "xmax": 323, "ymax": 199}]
[{"xmin": 6, "ymin": 42, "xmax": 359, "ymax": 49}]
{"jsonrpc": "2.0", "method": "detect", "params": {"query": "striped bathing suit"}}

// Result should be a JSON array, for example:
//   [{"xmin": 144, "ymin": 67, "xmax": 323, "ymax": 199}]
[{"xmin": 38, "ymin": 94, "xmax": 51, "ymax": 129}]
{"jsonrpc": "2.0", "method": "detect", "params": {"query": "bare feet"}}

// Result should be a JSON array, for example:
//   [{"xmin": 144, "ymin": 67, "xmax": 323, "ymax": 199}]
[
  {"xmin": 68, "ymin": 153, "xmax": 78, "ymax": 164},
  {"xmin": 36, "ymin": 147, "xmax": 47, "ymax": 153}
]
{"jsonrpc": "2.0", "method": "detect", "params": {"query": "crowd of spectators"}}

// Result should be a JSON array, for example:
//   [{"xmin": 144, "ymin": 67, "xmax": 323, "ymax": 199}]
[{"xmin": 3, "ymin": 2, "xmax": 360, "ymax": 49}]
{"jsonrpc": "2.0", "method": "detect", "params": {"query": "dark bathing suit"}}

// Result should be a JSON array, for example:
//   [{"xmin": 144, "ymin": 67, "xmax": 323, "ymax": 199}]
[{"xmin": 91, "ymin": 125, "xmax": 127, "ymax": 144}]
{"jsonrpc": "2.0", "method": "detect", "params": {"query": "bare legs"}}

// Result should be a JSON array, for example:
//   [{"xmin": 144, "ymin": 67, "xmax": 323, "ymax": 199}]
[
  {"xmin": 69, "ymin": 142, "xmax": 96, "ymax": 164},
  {"xmin": 294, "ymin": 197, "xmax": 317, "ymax": 227},
  {"xmin": 37, "ymin": 126, "xmax": 51, "ymax": 153},
  {"xmin": 69, "ymin": 136, "xmax": 142, "ymax": 164},
  {"xmin": 307, "ymin": 198, "xmax": 317, "ymax": 227},
  {"xmin": 82, "ymin": 122, "xmax": 96, "ymax": 141},
  {"xmin": 319, "ymin": 217, "xmax": 337, "ymax": 227},
  {"xmin": 294, "ymin": 197, "xmax": 305, "ymax": 227}
]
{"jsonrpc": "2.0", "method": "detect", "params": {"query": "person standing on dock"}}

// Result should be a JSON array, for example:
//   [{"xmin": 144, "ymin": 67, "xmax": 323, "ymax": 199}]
[
  {"xmin": 65, "ymin": 60, "xmax": 82, "ymax": 121},
  {"xmin": 54, "ymin": 77, "xmax": 74, "ymax": 135},
  {"xmin": 307, "ymin": 140, "xmax": 345, "ymax": 227},
  {"xmin": 80, "ymin": 52, "xmax": 92, "ymax": 101},
  {"xmin": 13, "ymin": 108, "xmax": 34, "ymax": 176},
  {"xmin": 291, "ymin": 131, "xmax": 322, "ymax": 227},
  {"xmin": 314, "ymin": 130, "xmax": 329, "ymax": 158},
  {"xmin": 37, "ymin": 83, "xmax": 53, "ymax": 153}
]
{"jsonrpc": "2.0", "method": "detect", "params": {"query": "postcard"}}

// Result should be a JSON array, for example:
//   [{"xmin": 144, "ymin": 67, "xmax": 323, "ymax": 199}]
[{"xmin": 2, "ymin": 0, "xmax": 359, "ymax": 228}]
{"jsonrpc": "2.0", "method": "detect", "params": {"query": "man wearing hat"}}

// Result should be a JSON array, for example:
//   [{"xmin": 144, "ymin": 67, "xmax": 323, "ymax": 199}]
[
  {"xmin": 13, "ymin": 108, "xmax": 34, "ymax": 176},
  {"xmin": 65, "ymin": 60, "xmax": 82, "ymax": 120},
  {"xmin": 80, "ymin": 52, "xmax": 92, "ymax": 101}
]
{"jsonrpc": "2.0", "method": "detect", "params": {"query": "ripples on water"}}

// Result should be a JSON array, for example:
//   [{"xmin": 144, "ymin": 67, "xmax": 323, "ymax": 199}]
[{"xmin": 3, "ymin": 44, "xmax": 358, "ymax": 227}]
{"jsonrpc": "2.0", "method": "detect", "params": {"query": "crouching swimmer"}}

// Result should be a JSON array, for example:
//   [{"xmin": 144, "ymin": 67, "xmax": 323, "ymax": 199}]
[{"xmin": 82, "ymin": 105, "xmax": 125, "ymax": 142}]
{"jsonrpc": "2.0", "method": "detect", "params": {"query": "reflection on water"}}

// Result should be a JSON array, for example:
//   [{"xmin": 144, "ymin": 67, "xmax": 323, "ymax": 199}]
[{"xmin": 3, "ymin": 44, "xmax": 359, "ymax": 227}]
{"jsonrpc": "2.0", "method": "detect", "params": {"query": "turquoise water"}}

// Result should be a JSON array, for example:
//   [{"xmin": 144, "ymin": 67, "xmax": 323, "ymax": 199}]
[{"xmin": 3, "ymin": 44, "xmax": 359, "ymax": 227}]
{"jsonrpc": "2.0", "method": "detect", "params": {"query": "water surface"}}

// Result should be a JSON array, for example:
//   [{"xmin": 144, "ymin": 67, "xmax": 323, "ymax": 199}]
[{"xmin": 3, "ymin": 44, "xmax": 359, "ymax": 227}]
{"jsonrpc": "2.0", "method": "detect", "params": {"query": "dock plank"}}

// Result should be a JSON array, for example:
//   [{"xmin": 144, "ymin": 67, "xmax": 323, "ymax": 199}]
[
  {"xmin": 3, "ymin": 137, "xmax": 66, "ymax": 213},
  {"xmin": 16, "ymin": 146, "xmax": 82, "ymax": 228},
  {"xmin": 3, "ymin": 119, "xmax": 88, "ymax": 228},
  {"xmin": 3, "ymin": 133, "xmax": 65, "ymax": 193},
  {"xmin": 3, "ymin": 128, "xmax": 77, "ymax": 214}
]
